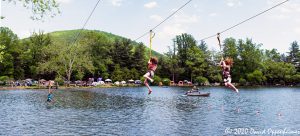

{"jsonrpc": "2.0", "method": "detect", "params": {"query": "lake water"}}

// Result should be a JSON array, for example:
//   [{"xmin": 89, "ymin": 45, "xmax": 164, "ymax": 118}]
[{"xmin": 1, "ymin": 87, "xmax": 300, "ymax": 135}]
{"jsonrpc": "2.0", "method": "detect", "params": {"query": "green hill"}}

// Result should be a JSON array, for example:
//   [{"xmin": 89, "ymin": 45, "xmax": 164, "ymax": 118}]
[{"xmin": 47, "ymin": 29, "xmax": 162, "ymax": 58}]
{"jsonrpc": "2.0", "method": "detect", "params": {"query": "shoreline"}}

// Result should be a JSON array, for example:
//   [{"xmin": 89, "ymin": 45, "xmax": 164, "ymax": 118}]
[{"xmin": 0, "ymin": 84, "xmax": 299, "ymax": 90}]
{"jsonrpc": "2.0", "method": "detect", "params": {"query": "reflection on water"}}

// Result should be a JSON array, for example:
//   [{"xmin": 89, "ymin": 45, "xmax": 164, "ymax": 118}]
[{"xmin": 0, "ymin": 87, "xmax": 300, "ymax": 135}]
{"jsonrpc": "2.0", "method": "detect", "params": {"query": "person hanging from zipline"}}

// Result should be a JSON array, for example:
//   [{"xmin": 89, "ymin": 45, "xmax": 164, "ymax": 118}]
[
  {"xmin": 217, "ymin": 33, "xmax": 238, "ymax": 93},
  {"xmin": 144, "ymin": 57, "xmax": 158, "ymax": 95},
  {"xmin": 144, "ymin": 30, "xmax": 158, "ymax": 95},
  {"xmin": 219, "ymin": 57, "xmax": 238, "ymax": 93},
  {"xmin": 47, "ymin": 80, "xmax": 55, "ymax": 102}
]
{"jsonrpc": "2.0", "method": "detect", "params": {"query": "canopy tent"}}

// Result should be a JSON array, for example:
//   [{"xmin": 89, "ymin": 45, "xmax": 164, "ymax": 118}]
[{"xmin": 105, "ymin": 79, "xmax": 112, "ymax": 82}]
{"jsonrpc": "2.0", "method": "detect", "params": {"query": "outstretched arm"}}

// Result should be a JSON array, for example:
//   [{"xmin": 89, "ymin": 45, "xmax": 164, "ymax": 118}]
[{"xmin": 219, "ymin": 57, "xmax": 224, "ymax": 66}]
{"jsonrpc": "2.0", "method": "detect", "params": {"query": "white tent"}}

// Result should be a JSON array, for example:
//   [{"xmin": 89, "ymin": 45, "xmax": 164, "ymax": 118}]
[
  {"xmin": 135, "ymin": 80, "xmax": 142, "ymax": 84},
  {"xmin": 105, "ymin": 79, "xmax": 112, "ymax": 82},
  {"xmin": 128, "ymin": 79, "xmax": 134, "ymax": 82}
]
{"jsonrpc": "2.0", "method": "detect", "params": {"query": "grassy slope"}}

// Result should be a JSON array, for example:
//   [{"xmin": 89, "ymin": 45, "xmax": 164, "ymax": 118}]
[{"xmin": 48, "ymin": 29, "xmax": 162, "ymax": 58}]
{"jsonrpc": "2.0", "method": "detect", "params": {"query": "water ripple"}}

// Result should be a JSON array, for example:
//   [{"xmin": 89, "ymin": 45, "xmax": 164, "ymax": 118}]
[{"xmin": 1, "ymin": 87, "xmax": 300, "ymax": 135}]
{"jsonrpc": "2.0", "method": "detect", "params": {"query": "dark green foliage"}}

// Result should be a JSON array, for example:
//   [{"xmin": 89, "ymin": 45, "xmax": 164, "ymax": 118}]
[
  {"xmin": 0, "ymin": 76, "xmax": 10, "ymax": 81},
  {"xmin": 239, "ymin": 78, "xmax": 247, "ymax": 86},
  {"xmin": 132, "ymin": 43, "xmax": 146, "ymax": 75},
  {"xmin": 263, "ymin": 61, "xmax": 296, "ymax": 85},
  {"xmin": 0, "ymin": 27, "xmax": 22, "ymax": 79},
  {"xmin": 246, "ymin": 70, "xmax": 266, "ymax": 85},
  {"xmin": 22, "ymin": 31, "xmax": 52, "ymax": 79},
  {"xmin": 0, "ymin": 27, "xmax": 299, "ymax": 86},
  {"xmin": 111, "ymin": 64, "xmax": 123, "ymax": 82},
  {"xmin": 152, "ymin": 76, "xmax": 162, "ymax": 86},
  {"xmin": 162, "ymin": 78, "xmax": 171, "ymax": 86},
  {"xmin": 287, "ymin": 41, "xmax": 300, "ymax": 72},
  {"xmin": 195, "ymin": 76, "xmax": 208, "ymax": 85},
  {"xmin": 111, "ymin": 39, "xmax": 133, "ymax": 68}
]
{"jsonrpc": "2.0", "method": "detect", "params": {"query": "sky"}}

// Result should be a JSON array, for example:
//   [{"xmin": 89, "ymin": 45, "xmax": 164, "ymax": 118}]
[{"xmin": 1, "ymin": 0, "xmax": 300, "ymax": 54}]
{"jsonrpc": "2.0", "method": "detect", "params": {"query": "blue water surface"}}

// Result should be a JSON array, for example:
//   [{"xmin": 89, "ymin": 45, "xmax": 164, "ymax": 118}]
[{"xmin": 0, "ymin": 87, "xmax": 300, "ymax": 135}]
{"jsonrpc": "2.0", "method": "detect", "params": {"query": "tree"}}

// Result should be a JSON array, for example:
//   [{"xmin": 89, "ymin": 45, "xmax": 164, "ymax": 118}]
[
  {"xmin": 0, "ymin": 27, "xmax": 24, "ymax": 79},
  {"xmin": 38, "ymin": 42, "xmax": 94, "ymax": 82},
  {"xmin": 0, "ymin": 45, "xmax": 5, "ymax": 63},
  {"xmin": 186, "ymin": 45, "xmax": 206, "ymax": 83},
  {"xmin": 264, "ymin": 49, "xmax": 281, "ymax": 62},
  {"xmin": 22, "ymin": 31, "xmax": 52, "ymax": 79},
  {"xmin": 165, "ymin": 40, "xmax": 184, "ymax": 82},
  {"xmin": 111, "ymin": 39, "xmax": 133, "ymax": 68},
  {"xmin": 175, "ymin": 33, "xmax": 198, "ymax": 80},
  {"xmin": 199, "ymin": 40, "xmax": 208, "ymax": 53},
  {"xmin": 223, "ymin": 38, "xmax": 238, "ymax": 60},
  {"xmin": 264, "ymin": 61, "xmax": 296, "ymax": 85},
  {"xmin": 287, "ymin": 41, "xmax": 300, "ymax": 72},
  {"xmin": 111, "ymin": 64, "xmax": 122, "ymax": 82},
  {"xmin": 206, "ymin": 49, "xmax": 223, "ymax": 83},
  {"xmin": 176, "ymin": 33, "xmax": 197, "ymax": 68},
  {"xmin": 129, "ymin": 68, "xmax": 139, "ymax": 80},
  {"xmin": 247, "ymin": 70, "xmax": 266, "ymax": 85},
  {"xmin": 122, "ymin": 67, "xmax": 130, "ymax": 81},
  {"xmin": 131, "ymin": 43, "xmax": 146, "ymax": 75},
  {"xmin": 3, "ymin": 0, "xmax": 60, "ymax": 20},
  {"xmin": 235, "ymin": 38, "xmax": 263, "ymax": 81},
  {"xmin": 195, "ymin": 76, "xmax": 208, "ymax": 85},
  {"xmin": 83, "ymin": 31, "xmax": 113, "ymax": 78}
]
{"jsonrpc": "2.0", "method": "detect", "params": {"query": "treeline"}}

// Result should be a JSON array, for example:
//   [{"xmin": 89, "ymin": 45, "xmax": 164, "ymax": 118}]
[
  {"xmin": 0, "ymin": 27, "xmax": 299, "ymax": 86},
  {"xmin": 0, "ymin": 27, "xmax": 148, "ymax": 84},
  {"xmin": 157, "ymin": 34, "xmax": 300, "ymax": 86}
]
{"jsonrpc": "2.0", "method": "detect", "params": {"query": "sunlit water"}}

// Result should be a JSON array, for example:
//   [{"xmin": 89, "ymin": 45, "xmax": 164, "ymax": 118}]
[{"xmin": 1, "ymin": 87, "xmax": 300, "ymax": 135}]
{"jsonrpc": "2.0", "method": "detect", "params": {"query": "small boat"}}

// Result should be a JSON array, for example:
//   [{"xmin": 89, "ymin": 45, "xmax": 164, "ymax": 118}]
[{"xmin": 185, "ymin": 92, "xmax": 210, "ymax": 97}]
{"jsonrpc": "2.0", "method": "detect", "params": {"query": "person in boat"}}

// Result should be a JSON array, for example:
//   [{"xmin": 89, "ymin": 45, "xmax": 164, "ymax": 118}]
[
  {"xmin": 186, "ymin": 86, "xmax": 199, "ymax": 94},
  {"xmin": 220, "ymin": 57, "xmax": 239, "ymax": 93},
  {"xmin": 192, "ymin": 86, "xmax": 199, "ymax": 91},
  {"xmin": 143, "ymin": 57, "xmax": 158, "ymax": 95}
]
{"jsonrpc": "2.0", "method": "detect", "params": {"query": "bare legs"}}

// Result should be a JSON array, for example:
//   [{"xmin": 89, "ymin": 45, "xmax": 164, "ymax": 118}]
[
  {"xmin": 144, "ymin": 79, "xmax": 152, "ymax": 95},
  {"xmin": 144, "ymin": 74, "xmax": 153, "ymax": 95},
  {"xmin": 225, "ymin": 82, "xmax": 239, "ymax": 93}
]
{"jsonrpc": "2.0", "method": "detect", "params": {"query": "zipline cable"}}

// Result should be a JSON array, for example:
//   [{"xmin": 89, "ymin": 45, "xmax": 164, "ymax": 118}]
[
  {"xmin": 200, "ymin": 0, "xmax": 290, "ymax": 41},
  {"xmin": 72, "ymin": 0, "xmax": 102, "ymax": 44},
  {"xmin": 134, "ymin": 0, "xmax": 193, "ymax": 41}
]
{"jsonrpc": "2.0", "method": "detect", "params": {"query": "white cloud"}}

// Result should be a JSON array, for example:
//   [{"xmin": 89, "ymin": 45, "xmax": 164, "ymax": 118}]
[
  {"xmin": 56, "ymin": 0, "xmax": 72, "ymax": 4},
  {"xmin": 267, "ymin": 1, "xmax": 300, "ymax": 21},
  {"xmin": 226, "ymin": 0, "xmax": 242, "ymax": 7},
  {"xmin": 174, "ymin": 13, "xmax": 199, "ymax": 24},
  {"xmin": 270, "ymin": 14, "xmax": 290, "ymax": 20},
  {"xmin": 18, "ymin": 30, "xmax": 32, "ymax": 39},
  {"xmin": 149, "ymin": 15, "xmax": 162, "ymax": 22},
  {"xmin": 170, "ymin": 8, "xmax": 177, "ymax": 12},
  {"xmin": 111, "ymin": 0, "xmax": 123, "ymax": 7},
  {"xmin": 144, "ymin": 1, "xmax": 157, "ymax": 9},
  {"xmin": 158, "ymin": 24, "xmax": 186, "ymax": 39},
  {"xmin": 157, "ymin": 13, "xmax": 199, "ymax": 42},
  {"xmin": 227, "ymin": 2, "xmax": 234, "ymax": 7},
  {"xmin": 267, "ymin": 0, "xmax": 300, "ymax": 13},
  {"xmin": 193, "ymin": 4, "xmax": 199, "ymax": 8},
  {"xmin": 209, "ymin": 13, "xmax": 217, "ymax": 17},
  {"xmin": 295, "ymin": 27, "xmax": 300, "ymax": 34}
]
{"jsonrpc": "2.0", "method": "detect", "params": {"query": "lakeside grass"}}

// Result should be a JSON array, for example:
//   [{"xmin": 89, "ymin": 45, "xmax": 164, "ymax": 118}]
[
  {"xmin": 1, "ymin": 84, "xmax": 299, "ymax": 91},
  {"xmin": 0, "ymin": 84, "xmax": 143, "ymax": 90}
]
